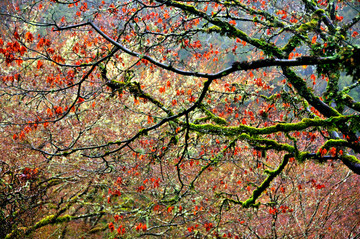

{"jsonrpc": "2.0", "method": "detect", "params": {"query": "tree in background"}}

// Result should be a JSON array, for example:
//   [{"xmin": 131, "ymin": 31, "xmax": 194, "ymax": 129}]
[{"xmin": 0, "ymin": 0, "xmax": 359, "ymax": 238}]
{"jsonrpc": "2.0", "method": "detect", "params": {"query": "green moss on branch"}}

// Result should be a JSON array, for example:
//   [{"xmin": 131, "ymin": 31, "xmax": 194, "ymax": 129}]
[
  {"xmin": 242, "ymin": 154, "xmax": 290, "ymax": 208},
  {"xmin": 184, "ymin": 115, "xmax": 356, "ymax": 136},
  {"xmin": 199, "ymin": 104, "xmax": 228, "ymax": 125}
]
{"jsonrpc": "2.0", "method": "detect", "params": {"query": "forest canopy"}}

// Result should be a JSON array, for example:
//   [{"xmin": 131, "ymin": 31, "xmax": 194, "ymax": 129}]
[{"xmin": 0, "ymin": 0, "xmax": 359, "ymax": 238}]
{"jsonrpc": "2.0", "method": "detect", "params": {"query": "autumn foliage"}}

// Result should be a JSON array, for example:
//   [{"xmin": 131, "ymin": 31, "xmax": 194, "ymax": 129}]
[{"xmin": 0, "ymin": 0, "xmax": 360, "ymax": 238}]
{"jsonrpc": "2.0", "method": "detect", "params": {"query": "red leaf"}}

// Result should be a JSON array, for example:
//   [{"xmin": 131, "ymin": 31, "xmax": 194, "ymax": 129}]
[
  {"xmin": 19, "ymin": 46, "xmax": 27, "ymax": 56},
  {"xmin": 167, "ymin": 206, "xmax": 173, "ymax": 213},
  {"xmin": 46, "ymin": 108, "xmax": 53, "ymax": 117},
  {"xmin": 25, "ymin": 32, "xmax": 34, "ymax": 43},
  {"xmin": 77, "ymin": 97, "xmax": 85, "ymax": 103},
  {"xmin": 14, "ymin": 31, "xmax": 20, "ymax": 40},
  {"xmin": 311, "ymin": 35, "xmax": 317, "ymax": 44},
  {"xmin": 108, "ymin": 222, "xmax": 115, "ymax": 232},
  {"xmin": 229, "ymin": 20, "xmax": 236, "ymax": 25},
  {"xmin": 37, "ymin": 60, "xmax": 43, "ymax": 69}
]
